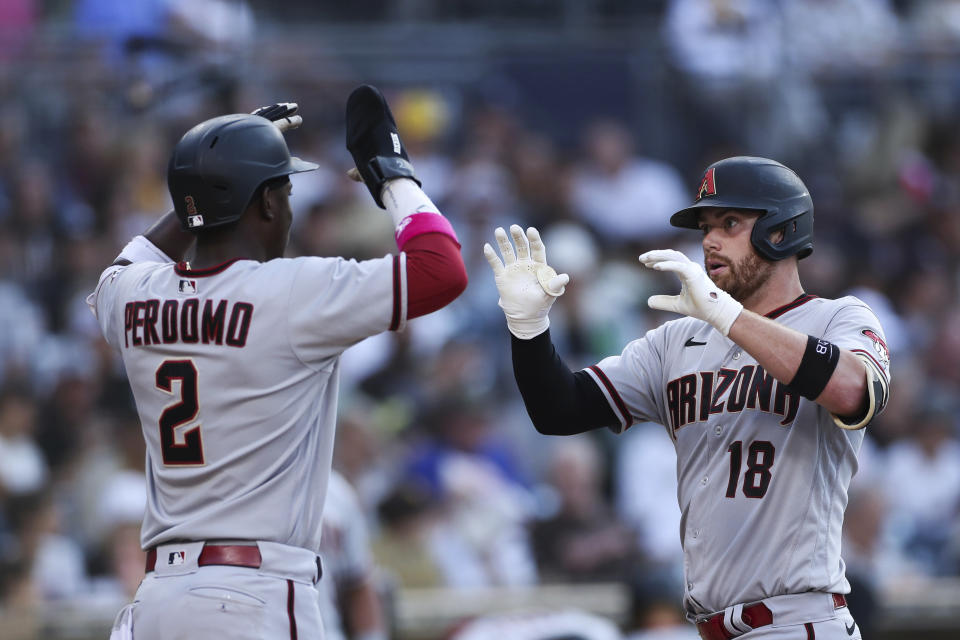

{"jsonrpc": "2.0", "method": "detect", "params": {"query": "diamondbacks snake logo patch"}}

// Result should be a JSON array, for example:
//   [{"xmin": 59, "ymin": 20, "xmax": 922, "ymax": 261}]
[{"xmin": 697, "ymin": 167, "xmax": 717, "ymax": 200}]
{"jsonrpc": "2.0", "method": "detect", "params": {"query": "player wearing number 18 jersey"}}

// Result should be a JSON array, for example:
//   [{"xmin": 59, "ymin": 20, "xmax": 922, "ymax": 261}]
[
  {"xmin": 485, "ymin": 157, "xmax": 889, "ymax": 640},
  {"xmin": 89, "ymin": 90, "xmax": 466, "ymax": 639}
]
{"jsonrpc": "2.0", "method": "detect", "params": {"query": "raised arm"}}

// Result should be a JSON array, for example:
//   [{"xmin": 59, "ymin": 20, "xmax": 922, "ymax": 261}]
[
  {"xmin": 484, "ymin": 225, "xmax": 616, "ymax": 434},
  {"xmin": 345, "ymin": 85, "xmax": 466, "ymax": 317}
]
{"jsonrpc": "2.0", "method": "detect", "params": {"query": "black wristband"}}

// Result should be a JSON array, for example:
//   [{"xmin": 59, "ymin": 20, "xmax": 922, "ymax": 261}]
[{"xmin": 788, "ymin": 335, "xmax": 841, "ymax": 400}]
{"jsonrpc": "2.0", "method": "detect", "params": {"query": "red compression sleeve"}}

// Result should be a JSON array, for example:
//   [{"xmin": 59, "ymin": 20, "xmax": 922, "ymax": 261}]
[{"xmin": 403, "ymin": 232, "xmax": 468, "ymax": 318}]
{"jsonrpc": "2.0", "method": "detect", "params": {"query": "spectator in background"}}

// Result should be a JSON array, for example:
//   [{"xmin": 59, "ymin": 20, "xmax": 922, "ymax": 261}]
[
  {"xmin": 73, "ymin": 0, "xmax": 170, "ymax": 59},
  {"xmin": 0, "ymin": 383, "xmax": 47, "ymax": 497},
  {"xmin": 536, "ymin": 222, "xmax": 649, "ymax": 364},
  {"xmin": 371, "ymin": 481, "xmax": 446, "ymax": 589},
  {"xmin": 79, "ymin": 410, "xmax": 147, "ymax": 604},
  {"xmin": 841, "ymin": 486, "xmax": 888, "ymax": 640},
  {"xmin": 780, "ymin": 0, "xmax": 901, "ymax": 78},
  {"xmin": 4, "ymin": 489, "xmax": 88, "ymax": 601},
  {"xmin": 392, "ymin": 88, "xmax": 456, "ymax": 206},
  {"xmin": 507, "ymin": 131, "xmax": 572, "ymax": 231},
  {"xmin": 0, "ymin": 555, "xmax": 40, "ymax": 640},
  {"xmin": 614, "ymin": 422, "xmax": 683, "ymax": 575},
  {"xmin": 624, "ymin": 575, "xmax": 698, "ymax": 640},
  {"xmin": 570, "ymin": 119, "xmax": 688, "ymax": 251},
  {"xmin": 402, "ymin": 394, "xmax": 537, "ymax": 587},
  {"xmin": 661, "ymin": 0, "xmax": 784, "ymax": 158},
  {"xmin": 531, "ymin": 436, "xmax": 639, "ymax": 584},
  {"xmin": 331, "ymin": 404, "xmax": 400, "ymax": 523},
  {"xmin": 405, "ymin": 392, "xmax": 530, "ymax": 498},
  {"xmin": 881, "ymin": 390, "xmax": 960, "ymax": 577}
]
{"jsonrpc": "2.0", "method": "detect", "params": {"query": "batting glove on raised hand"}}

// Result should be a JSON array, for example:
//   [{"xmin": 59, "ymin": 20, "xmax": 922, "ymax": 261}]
[
  {"xmin": 345, "ymin": 84, "xmax": 420, "ymax": 208},
  {"xmin": 640, "ymin": 249, "xmax": 743, "ymax": 336},
  {"xmin": 251, "ymin": 102, "xmax": 302, "ymax": 132},
  {"xmin": 484, "ymin": 225, "xmax": 570, "ymax": 340}
]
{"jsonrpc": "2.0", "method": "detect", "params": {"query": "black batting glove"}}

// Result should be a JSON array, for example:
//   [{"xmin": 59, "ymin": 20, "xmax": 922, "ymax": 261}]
[
  {"xmin": 251, "ymin": 102, "xmax": 302, "ymax": 132},
  {"xmin": 345, "ymin": 85, "xmax": 420, "ymax": 208}
]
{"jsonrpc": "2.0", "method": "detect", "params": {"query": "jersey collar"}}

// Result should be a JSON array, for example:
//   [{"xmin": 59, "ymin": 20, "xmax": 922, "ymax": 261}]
[
  {"xmin": 174, "ymin": 259, "xmax": 243, "ymax": 277},
  {"xmin": 765, "ymin": 293, "xmax": 817, "ymax": 319}
]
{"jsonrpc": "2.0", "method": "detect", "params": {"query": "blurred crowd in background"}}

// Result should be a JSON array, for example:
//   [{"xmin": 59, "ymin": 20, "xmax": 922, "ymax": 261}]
[{"xmin": 3, "ymin": 0, "xmax": 960, "ymax": 638}]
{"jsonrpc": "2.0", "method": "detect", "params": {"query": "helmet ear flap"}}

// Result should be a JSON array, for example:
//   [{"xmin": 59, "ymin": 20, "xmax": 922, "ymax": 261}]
[{"xmin": 751, "ymin": 207, "xmax": 813, "ymax": 261}]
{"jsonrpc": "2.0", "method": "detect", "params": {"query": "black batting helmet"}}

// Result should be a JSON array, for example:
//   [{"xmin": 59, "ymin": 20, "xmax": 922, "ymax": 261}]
[
  {"xmin": 168, "ymin": 114, "xmax": 319, "ymax": 231},
  {"xmin": 670, "ymin": 156, "xmax": 813, "ymax": 261}
]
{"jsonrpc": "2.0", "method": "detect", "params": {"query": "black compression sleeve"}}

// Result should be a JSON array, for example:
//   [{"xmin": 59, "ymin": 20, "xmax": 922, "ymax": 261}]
[{"xmin": 511, "ymin": 330, "xmax": 619, "ymax": 435}]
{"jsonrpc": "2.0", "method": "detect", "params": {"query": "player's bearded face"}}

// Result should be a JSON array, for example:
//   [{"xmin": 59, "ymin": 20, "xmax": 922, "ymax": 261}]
[{"xmin": 707, "ymin": 250, "xmax": 775, "ymax": 302}]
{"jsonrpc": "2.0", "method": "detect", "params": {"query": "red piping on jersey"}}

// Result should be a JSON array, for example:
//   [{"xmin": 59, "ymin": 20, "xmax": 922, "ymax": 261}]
[
  {"xmin": 765, "ymin": 293, "xmax": 817, "ymax": 319},
  {"xmin": 589, "ymin": 365, "xmax": 633, "ymax": 429},
  {"xmin": 174, "ymin": 259, "xmax": 243, "ymax": 277},
  {"xmin": 804, "ymin": 622, "xmax": 815, "ymax": 639},
  {"xmin": 287, "ymin": 579, "xmax": 297, "ymax": 639},
  {"xmin": 389, "ymin": 256, "xmax": 401, "ymax": 331}
]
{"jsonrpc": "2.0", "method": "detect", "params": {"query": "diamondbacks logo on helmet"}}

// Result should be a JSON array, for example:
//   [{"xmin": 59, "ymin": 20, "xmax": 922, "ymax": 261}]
[{"xmin": 697, "ymin": 167, "xmax": 717, "ymax": 201}]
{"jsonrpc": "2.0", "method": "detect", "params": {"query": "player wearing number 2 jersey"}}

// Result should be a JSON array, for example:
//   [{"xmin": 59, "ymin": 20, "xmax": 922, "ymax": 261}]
[
  {"xmin": 485, "ymin": 157, "xmax": 890, "ymax": 640},
  {"xmin": 88, "ymin": 90, "xmax": 466, "ymax": 639}
]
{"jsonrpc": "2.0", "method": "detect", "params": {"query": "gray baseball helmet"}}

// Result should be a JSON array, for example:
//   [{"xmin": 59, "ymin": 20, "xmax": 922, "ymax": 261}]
[{"xmin": 168, "ymin": 114, "xmax": 319, "ymax": 231}]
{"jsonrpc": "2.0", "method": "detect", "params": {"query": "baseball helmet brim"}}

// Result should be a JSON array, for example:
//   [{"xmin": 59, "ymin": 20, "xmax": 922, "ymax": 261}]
[
  {"xmin": 288, "ymin": 156, "xmax": 320, "ymax": 174},
  {"xmin": 670, "ymin": 201, "xmax": 766, "ymax": 230}
]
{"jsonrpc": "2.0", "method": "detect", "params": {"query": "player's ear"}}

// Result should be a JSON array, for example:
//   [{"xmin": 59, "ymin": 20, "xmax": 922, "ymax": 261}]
[{"xmin": 258, "ymin": 183, "xmax": 277, "ymax": 221}]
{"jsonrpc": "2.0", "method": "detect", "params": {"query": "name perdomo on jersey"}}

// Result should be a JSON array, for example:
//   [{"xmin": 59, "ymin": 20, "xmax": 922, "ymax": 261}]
[
  {"xmin": 667, "ymin": 365, "xmax": 800, "ymax": 432},
  {"xmin": 123, "ymin": 298, "xmax": 253, "ymax": 348}
]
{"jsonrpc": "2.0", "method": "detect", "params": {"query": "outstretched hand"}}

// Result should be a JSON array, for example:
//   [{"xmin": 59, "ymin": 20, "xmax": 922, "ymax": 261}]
[
  {"xmin": 640, "ymin": 249, "xmax": 743, "ymax": 336},
  {"xmin": 484, "ymin": 225, "xmax": 569, "ymax": 340}
]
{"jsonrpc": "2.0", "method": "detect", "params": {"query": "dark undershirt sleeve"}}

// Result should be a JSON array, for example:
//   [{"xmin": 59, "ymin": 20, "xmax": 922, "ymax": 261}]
[{"xmin": 511, "ymin": 330, "xmax": 619, "ymax": 435}]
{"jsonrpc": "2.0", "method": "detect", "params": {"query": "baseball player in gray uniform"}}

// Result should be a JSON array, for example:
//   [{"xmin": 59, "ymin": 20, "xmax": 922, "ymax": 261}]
[
  {"xmin": 89, "ymin": 88, "xmax": 467, "ymax": 639},
  {"xmin": 484, "ymin": 156, "xmax": 890, "ymax": 640}
]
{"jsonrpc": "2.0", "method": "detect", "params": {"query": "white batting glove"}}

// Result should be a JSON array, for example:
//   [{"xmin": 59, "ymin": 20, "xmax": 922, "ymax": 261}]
[
  {"xmin": 484, "ymin": 225, "xmax": 570, "ymax": 340},
  {"xmin": 640, "ymin": 249, "xmax": 743, "ymax": 336},
  {"xmin": 251, "ymin": 102, "xmax": 303, "ymax": 132}
]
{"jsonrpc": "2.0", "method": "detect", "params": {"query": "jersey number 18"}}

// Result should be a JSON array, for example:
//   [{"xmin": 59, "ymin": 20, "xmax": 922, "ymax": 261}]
[{"xmin": 725, "ymin": 440, "xmax": 775, "ymax": 498}]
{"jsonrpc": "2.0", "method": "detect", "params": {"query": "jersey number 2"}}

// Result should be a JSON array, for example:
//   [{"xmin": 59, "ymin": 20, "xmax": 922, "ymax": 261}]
[
  {"xmin": 156, "ymin": 360, "xmax": 204, "ymax": 465},
  {"xmin": 725, "ymin": 440, "xmax": 775, "ymax": 498}
]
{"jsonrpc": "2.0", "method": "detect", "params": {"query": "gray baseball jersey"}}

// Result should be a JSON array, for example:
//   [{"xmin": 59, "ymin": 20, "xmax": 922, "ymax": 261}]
[
  {"xmin": 583, "ymin": 294, "xmax": 890, "ymax": 616},
  {"xmin": 88, "ymin": 237, "xmax": 408, "ymax": 552}
]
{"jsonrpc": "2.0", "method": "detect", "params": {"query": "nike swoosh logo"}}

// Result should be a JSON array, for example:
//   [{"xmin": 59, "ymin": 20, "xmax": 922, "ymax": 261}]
[
  {"xmin": 846, "ymin": 620, "xmax": 856, "ymax": 636},
  {"xmin": 684, "ymin": 337, "xmax": 707, "ymax": 347}
]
